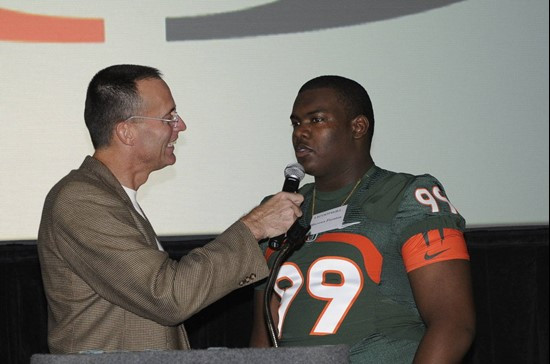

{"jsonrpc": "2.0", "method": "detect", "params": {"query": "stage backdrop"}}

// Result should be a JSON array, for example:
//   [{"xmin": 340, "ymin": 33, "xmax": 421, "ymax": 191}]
[{"xmin": 0, "ymin": 0, "xmax": 548, "ymax": 240}]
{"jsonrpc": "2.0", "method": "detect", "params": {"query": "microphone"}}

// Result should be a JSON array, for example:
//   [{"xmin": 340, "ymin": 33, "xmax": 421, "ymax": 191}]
[{"xmin": 268, "ymin": 163, "xmax": 305, "ymax": 250}]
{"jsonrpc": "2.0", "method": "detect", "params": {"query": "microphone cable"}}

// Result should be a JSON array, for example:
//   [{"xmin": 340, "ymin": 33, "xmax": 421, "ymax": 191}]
[{"xmin": 263, "ymin": 222, "xmax": 310, "ymax": 347}]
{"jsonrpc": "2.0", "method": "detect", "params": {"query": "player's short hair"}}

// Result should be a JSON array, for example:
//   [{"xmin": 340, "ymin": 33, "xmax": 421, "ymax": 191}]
[{"xmin": 299, "ymin": 75, "xmax": 375, "ymax": 142}]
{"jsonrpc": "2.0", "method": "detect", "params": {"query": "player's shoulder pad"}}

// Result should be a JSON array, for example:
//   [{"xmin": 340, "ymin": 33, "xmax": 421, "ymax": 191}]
[
  {"xmin": 358, "ymin": 170, "xmax": 416, "ymax": 221},
  {"xmin": 398, "ymin": 173, "xmax": 460, "ymax": 214},
  {"xmin": 396, "ymin": 173, "xmax": 465, "ymax": 240}
]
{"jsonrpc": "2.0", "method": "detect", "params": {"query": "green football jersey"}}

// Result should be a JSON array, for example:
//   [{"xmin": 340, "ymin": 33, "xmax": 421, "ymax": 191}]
[{"xmin": 262, "ymin": 165, "xmax": 467, "ymax": 363}]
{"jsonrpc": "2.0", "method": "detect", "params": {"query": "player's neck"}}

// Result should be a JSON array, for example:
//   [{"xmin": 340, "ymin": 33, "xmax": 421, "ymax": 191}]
[{"xmin": 315, "ymin": 158, "xmax": 374, "ymax": 192}]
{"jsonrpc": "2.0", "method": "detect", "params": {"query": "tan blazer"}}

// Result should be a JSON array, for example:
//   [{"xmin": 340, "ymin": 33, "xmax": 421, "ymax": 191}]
[{"xmin": 37, "ymin": 156, "xmax": 269, "ymax": 354}]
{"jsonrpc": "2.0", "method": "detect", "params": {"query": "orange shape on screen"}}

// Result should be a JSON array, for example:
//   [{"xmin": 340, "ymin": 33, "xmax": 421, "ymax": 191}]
[{"xmin": 0, "ymin": 8, "xmax": 104, "ymax": 43}]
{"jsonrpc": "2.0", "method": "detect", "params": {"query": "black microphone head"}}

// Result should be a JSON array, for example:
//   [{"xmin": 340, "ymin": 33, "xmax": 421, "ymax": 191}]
[
  {"xmin": 270, "ymin": 162, "xmax": 306, "ymax": 249},
  {"xmin": 284, "ymin": 163, "xmax": 305, "ymax": 181},
  {"xmin": 282, "ymin": 163, "xmax": 305, "ymax": 193}
]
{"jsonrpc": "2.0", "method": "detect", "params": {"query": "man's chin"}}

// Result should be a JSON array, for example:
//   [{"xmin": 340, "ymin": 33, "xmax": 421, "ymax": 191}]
[
  {"xmin": 296, "ymin": 159, "xmax": 316, "ymax": 176},
  {"xmin": 159, "ymin": 156, "xmax": 177, "ymax": 170},
  {"xmin": 296, "ymin": 155, "xmax": 310, "ymax": 166},
  {"xmin": 167, "ymin": 157, "xmax": 177, "ymax": 166}
]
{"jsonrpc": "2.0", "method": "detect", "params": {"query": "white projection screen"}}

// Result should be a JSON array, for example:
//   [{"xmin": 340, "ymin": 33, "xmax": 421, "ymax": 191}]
[{"xmin": 0, "ymin": 1, "xmax": 548, "ymax": 241}]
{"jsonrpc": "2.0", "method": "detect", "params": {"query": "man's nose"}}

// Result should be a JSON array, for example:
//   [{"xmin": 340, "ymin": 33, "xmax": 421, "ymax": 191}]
[
  {"xmin": 176, "ymin": 117, "xmax": 187, "ymax": 132},
  {"xmin": 293, "ymin": 122, "xmax": 310, "ymax": 139}
]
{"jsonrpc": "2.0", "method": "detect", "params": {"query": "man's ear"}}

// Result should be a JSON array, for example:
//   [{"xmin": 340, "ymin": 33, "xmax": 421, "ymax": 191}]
[
  {"xmin": 114, "ymin": 122, "xmax": 135, "ymax": 146},
  {"xmin": 351, "ymin": 115, "xmax": 369, "ymax": 139}
]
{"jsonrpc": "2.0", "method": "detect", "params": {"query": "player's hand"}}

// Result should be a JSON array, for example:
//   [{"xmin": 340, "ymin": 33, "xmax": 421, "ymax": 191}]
[{"xmin": 241, "ymin": 192, "xmax": 304, "ymax": 240}]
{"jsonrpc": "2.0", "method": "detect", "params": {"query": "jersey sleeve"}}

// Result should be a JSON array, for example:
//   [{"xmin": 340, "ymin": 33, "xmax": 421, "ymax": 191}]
[{"xmin": 393, "ymin": 174, "xmax": 469, "ymax": 273}]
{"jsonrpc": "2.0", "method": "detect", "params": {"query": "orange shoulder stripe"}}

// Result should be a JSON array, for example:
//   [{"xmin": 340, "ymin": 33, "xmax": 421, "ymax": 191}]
[{"xmin": 401, "ymin": 228, "xmax": 469, "ymax": 273}]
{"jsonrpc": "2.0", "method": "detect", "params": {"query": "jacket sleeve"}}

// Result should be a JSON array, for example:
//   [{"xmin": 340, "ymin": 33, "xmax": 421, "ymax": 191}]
[{"xmin": 49, "ymin": 180, "xmax": 268, "ymax": 325}]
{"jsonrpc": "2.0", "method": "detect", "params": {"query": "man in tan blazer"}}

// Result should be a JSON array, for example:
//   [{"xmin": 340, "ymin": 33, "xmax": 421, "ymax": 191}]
[{"xmin": 37, "ymin": 64, "xmax": 303, "ymax": 354}]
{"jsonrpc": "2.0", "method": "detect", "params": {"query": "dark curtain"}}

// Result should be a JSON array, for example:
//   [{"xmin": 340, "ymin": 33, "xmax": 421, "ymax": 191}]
[
  {"xmin": 1, "ymin": 226, "xmax": 548, "ymax": 364},
  {"xmin": 462, "ymin": 227, "xmax": 548, "ymax": 363}
]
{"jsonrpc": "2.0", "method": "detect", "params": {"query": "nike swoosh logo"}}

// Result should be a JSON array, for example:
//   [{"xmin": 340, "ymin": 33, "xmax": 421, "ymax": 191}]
[
  {"xmin": 424, "ymin": 248, "xmax": 450, "ymax": 260},
  {"xmin": 340, "ymin": 222, "xmax": 361, "ymax": 229}
]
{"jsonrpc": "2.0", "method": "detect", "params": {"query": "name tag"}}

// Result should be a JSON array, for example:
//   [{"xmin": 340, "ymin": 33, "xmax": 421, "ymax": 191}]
[{"xmin": 310, "ymin": 205, "xmax": 360, "ymax": 235}]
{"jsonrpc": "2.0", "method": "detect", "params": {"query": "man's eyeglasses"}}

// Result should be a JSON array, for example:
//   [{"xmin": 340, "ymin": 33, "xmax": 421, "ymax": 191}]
[{"xmin": 125, "ymin": 111, "xmax": 180, "ymax": 129}]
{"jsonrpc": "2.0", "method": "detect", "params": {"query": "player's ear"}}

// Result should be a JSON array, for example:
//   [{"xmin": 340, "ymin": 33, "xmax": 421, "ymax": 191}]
[{"xmin": 351, "ymin": 115, "xmax": 369, "ymax": 139}]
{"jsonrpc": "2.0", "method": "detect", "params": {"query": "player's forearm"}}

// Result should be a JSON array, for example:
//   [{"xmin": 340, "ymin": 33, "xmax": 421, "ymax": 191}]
[
  {"xmin": 249, "ymin": 329, "xmax": 272, "ymax": 348},
  {"xmin": 249, "ymin": 290, "xmax": 275, "ymax": 348},
  {"xmin": 413, "ymin": 323, "xmax": 475, "ymax": 364}
]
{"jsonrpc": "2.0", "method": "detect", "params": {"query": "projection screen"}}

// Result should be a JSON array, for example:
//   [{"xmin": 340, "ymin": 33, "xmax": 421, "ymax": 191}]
[{"xmin": 0, "ymin": 0, "xmax": 548, "ymax": 241}]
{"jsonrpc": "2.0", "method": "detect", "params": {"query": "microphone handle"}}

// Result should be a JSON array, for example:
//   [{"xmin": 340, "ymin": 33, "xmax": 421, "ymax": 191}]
[
  {"xmin": 282, "ymin": 177, "xmax": 300, "ymax": 193},
  {"xmin": 268, "ymin": 176, "xmax": 300, "ymax": 249}
]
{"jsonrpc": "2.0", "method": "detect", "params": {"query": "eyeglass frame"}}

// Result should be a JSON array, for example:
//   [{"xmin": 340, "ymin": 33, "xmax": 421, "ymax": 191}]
[{"xmin": 125, "ymin": 111, "xmax": 180, "ymax": 129}]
